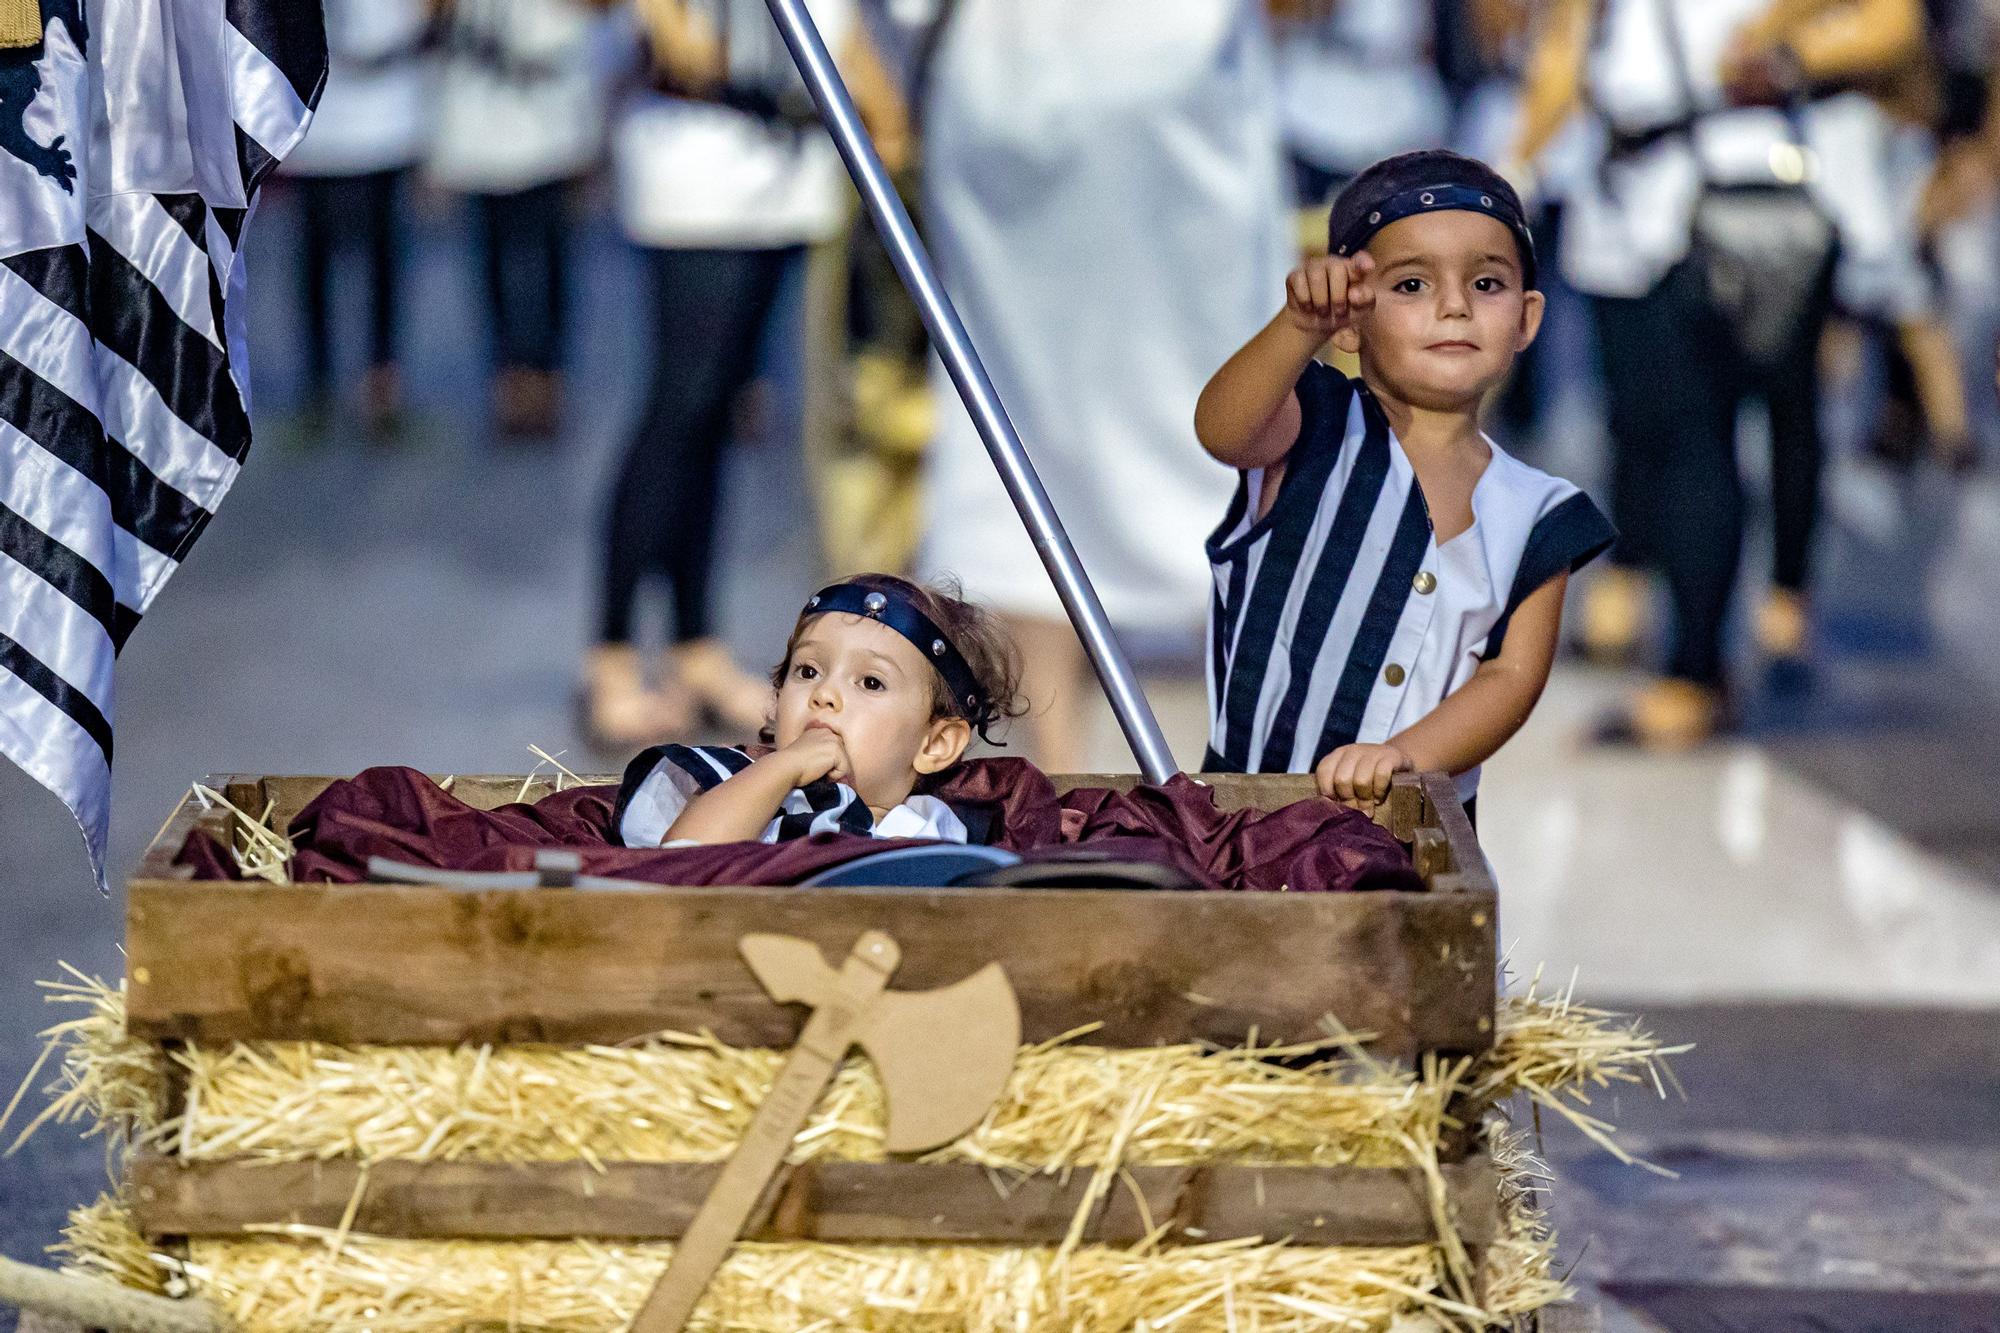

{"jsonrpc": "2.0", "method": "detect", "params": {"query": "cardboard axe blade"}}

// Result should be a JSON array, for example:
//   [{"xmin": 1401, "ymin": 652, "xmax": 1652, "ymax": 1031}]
[
  {"xmin": 628, "ymin": 930, "xmax": 1020, "ymax": 1332},
  {"xmin": 740, "ymin": 934, "xmax": 1021, "ymax": 1152}
]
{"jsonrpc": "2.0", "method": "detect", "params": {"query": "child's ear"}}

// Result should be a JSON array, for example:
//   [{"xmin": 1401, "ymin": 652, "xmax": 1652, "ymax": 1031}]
[
  {"xmin": 1333, "ymin": 326, "xmax": 1362, "ymax": 356},
  {"xmin": 913, "ymin": 716, "xmax": 972, "ymax": 775},
  {"xmin": 1514, "ymin": 289, "xmax": 1547, "ymax": 353}
]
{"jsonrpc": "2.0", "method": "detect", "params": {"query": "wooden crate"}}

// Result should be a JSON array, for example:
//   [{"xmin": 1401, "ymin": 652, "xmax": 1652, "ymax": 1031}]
[{"xmin": 121, "ymin": 769, "xmax": 1501, "ymax": 1262}]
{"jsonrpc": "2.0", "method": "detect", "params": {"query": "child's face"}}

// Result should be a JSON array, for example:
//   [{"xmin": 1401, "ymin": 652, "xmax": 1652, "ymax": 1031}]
[
  {"xmin": 771, "ymin": 613, "xmax": 970, "ymax": 810},
  {"xmin": 1345, "ymin": 210, "xmax": 1544, "ymax": 412}
]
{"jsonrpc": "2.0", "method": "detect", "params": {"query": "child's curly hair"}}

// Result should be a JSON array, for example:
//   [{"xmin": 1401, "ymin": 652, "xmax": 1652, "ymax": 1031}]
[{"xmin": 771, "ymin": 573, "xmax": 1028, "ymax": 738}]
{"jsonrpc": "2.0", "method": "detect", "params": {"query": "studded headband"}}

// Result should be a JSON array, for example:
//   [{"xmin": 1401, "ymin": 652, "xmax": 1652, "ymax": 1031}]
[
  {"xmin": 801, "ymin": 583, "xmax": 995, "ymax": 736},
  {"xmin": 1330, "ymin": 182, "xmax": 1538, "ymax": 289}
]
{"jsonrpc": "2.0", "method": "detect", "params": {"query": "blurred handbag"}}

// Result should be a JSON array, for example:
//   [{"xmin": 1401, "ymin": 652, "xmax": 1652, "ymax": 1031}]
[
  {"xmin": 1688, "ymin": 179, "xmax": 1837, "ymax": 373},
  {"xmin": 1656, "ymin": 0, "xmax": 1837, "ymax": 375}
]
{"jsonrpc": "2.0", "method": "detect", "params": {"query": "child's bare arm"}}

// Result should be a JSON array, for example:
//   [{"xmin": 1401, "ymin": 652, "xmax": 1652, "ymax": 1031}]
[
  {"xmin": 1194, "ymin": 254, "xmax": 1375, "ymax": 470},
  {"xmin": 664, "ymin": 732, "xmax": 847, "ymax": 845},
  {"xmin": 1315, "ymin": 574, "xmax": 1567, "ymax": 803},
  {"xmin": 842, "ymin": 22, "xmax": 912, "ymax": 174},
  {"xmin": 1393, "ymin": 573, "xmax": 1567, "ymax": 776}
]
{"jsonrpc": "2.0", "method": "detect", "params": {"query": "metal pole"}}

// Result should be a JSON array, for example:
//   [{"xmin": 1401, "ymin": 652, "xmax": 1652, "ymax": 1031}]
[{"xmin": 761, "ymin": 0, "xmax": 1180, "ymax": 785}]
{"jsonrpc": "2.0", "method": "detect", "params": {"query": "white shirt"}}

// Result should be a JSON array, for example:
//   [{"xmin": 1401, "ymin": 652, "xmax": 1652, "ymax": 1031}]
[
  {"xmin": 1559, "ymin": 0, "xmax": 1820, "ymax": 298},
  {"xmin": 611, "ymin": 0, "xmax": 854, "ymax": 249},
  {"xmin": 286, "ymin": 0, "xmax": 432, "ymax": 177},
  {"xmin": 1205, "ymin": 367, "xmax": 1613, "ymax": 802},
  {"xmin": 616, "ymin": 744, "xmax": 970, "ymax": 847},
  {"xmin": 426, "ymin": 0, "xmax": 612, "ymax": 194}
]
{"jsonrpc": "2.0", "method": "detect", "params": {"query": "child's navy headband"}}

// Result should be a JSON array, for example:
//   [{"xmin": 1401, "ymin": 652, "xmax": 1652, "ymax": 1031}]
[
  {"xmin": 803, "ymin": 583, "xmax": 996, "ymax": 736},
  {"xmin": 1330, "ymin": 182, "xmax": 1539, "ymax": 289}
]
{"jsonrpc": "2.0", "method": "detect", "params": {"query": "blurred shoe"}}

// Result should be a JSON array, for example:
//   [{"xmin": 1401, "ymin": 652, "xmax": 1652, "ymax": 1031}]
[
  {"xmin": 1590, "ymin": 678, "xmax": 1726, "ymax": 751},
  {"xmin": 359, "ymin": 363, "xmax": 405, "ymax": 439},
  {"xmin": 852, "ymin": 352, "xmax": 933, "ymax": 459},
  {"xmin": 285, "ymin": 390, "xmax": 336, "ymax": 445},
  {"xmin": 1575, "ymin": 566, "xmax": 1648, "ymax": 665},
  {"xmin": 671, "ymin": 638, "xmax": 773, "ymax": 739},
  {"xmin": 495, "ymin": 366, "xmax": 564, "ymax": 440},
  {"xmin": 1755, "ymin": 587, "xmax": 1809, "ymax": 658},
  {"xmin": 583, "ymin": 644, "xmax": 691, "ymax": 751},
  {"xmin": 1755, "ymin": 586, "xmax": 1814, "ymax": 696}
]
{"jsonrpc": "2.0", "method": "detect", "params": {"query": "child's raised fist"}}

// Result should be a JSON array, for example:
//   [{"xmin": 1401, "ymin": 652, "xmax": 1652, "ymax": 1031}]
[
  {"xmin": 1284, "ymin": 252, "xmax": 1374, "ymax": 340},
  {"xmin": 773, "ymin": 726, "xmax": 850, "ymax": 787}
]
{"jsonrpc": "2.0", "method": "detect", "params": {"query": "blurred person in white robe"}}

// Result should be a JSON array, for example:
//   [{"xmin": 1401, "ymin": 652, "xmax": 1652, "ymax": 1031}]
[{"xmin": 915, "ymin": 0, "xmax": 1293, "ymax": 771}]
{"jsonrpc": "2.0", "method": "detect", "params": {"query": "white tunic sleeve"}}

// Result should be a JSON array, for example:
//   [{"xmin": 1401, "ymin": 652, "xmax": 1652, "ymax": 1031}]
[{"xmin": 613, "ymin": 745, "xmax": 756, "ymax": 848}]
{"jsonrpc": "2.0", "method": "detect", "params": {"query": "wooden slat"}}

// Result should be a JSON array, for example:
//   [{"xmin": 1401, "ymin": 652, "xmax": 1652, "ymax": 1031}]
[
  {"xmin": 127, "ymin": 1154, "xmax": 1499, "ymax": 1247},
  {"xmin": 1383, "ymin": 776, "xmax": 1424, "ymax": 844},
  {"xmin": 125, "ymin": 882, "xmax": 1493, "ymax": 1056},
  {"xmin": 1411, "ymin": 826, "xmax": 1452, "ymax": 880},
  {"xmin": 131, "ymin": 770, "xmax": 1494, "ymax": 1054},
  {"xmin": 1420, "ymin": 772, "xmax": 1494, "ymax": 897},
  {"xmin": 133, "ymin": 789, "xmax": 226, "ymax": 883}
]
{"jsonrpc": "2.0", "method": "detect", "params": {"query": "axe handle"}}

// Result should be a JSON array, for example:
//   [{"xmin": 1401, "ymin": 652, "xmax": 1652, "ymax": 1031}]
[{"xmin": 630, "ymin": 950, "xmax": 892, "ymax": 1332}]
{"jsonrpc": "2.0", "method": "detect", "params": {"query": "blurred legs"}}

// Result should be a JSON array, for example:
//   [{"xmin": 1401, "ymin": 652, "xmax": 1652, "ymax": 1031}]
[
  {"xmin": 476, "ymin": 181, "xmax": 573, "ymax": 436},
  {"xmin": 1594, "ymin": 260, "xmax": 1744, "ymax": 691},
  {"xmin": 591, "ymin": 245, "xmax": 796, "ymax": 744},
  {"xmin": 1005, "ymin": 614, "xmax": 1091, "ymax": 774},
  {"xmin": 296, "ymin": 170, "xmax": 407, "ymax": 427}
]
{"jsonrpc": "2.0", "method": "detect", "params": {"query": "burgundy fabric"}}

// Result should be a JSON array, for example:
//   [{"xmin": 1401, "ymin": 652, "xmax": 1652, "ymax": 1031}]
[
  {"xmin": 1058, "ymin": 775, "xmax": 1420, "ymax": 894},
  {"xmin": 176, "ymin": 762, "xmax": 1418, "ymax": 893},
  {"xmin": 924, "ymin": 756, "xmax": 1065, "ymax": 849}
]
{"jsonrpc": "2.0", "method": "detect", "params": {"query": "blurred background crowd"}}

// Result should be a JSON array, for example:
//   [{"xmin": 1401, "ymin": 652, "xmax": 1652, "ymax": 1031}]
[
  {"xmin": 279, "ymin": 0, "xmax": 2000, "ymax": 770},
  {"xmin": 6, "ymin": 2, "xmax": 2000, "ymax": 1323}
]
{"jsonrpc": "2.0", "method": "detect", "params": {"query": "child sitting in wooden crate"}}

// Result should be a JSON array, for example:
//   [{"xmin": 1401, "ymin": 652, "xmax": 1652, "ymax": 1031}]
[
  {"xmin": 616, "ymin": 574, "xmax": 1025, "ymax": 847},
  {"xmin": 1195, "ymin": 150, "xmax": 1613, "ymax": 822}
]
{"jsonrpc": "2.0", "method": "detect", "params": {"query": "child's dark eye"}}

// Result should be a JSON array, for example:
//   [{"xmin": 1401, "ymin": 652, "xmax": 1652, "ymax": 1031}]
[
  {"xmin": 861, "ymin": 675, "xmax": 886, "ymax": 692},
  {"xmin": 793, "ymin": 663, "xmax": 818, "ymax": 682},
  {"xmin": 1473, "ymin": 276, "xmax": 1507, "ymax": 293},
  {"xmin": 1393, "ymin": 277, "xmax": 1425, "ymax": 295}
]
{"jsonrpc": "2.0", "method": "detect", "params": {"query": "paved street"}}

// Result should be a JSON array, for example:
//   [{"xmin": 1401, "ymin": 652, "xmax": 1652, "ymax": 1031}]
[{"xmin": 3, "ymin": 185, "xmax": 1999, "ymax": 1331}]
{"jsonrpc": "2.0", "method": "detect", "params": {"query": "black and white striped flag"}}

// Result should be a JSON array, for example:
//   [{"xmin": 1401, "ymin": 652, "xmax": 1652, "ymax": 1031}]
[{"xmin": 0, "ymin": 0, "xmax": 325, "ymax": 883}]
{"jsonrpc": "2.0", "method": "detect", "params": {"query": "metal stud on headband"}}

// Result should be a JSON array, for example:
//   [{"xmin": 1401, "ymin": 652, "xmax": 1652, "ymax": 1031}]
[{"xmin": 801, "ymin": 583, "xmax": 999, "ymax": 737}]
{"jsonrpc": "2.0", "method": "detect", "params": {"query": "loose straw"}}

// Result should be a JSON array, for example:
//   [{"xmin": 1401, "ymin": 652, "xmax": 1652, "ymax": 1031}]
[{"xmin": 188, "ymin": 786, "xmax": 293, "ymax": 885}]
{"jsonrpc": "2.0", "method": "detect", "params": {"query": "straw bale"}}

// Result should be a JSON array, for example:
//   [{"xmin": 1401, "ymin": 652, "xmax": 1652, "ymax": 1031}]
[
  {"xmin": 13, "ymin": 972, "xmax": 1678, "ymax": 1178},
  {"xmin": 1475, "ymin": 1128, "xmax": 1567, "ymax": 1318},
  {"xmin": 0, "ymin": 969, "xmax": 167, "ymax": 1160},
  {"xmin": 1476, "ymin": 972, "xmax": 1691, "ymax": 1172},
  {"xmin": 162, "ymin": 1030, "xmax": 1445, "ymax": 1172},
  {"xmin": 19, "ymin": 969, "xmax": 1647, "ymax": 1332},
  {"xmin": 57, "ymin": 1191, "xmax": 1561, "ymax": 1333}
]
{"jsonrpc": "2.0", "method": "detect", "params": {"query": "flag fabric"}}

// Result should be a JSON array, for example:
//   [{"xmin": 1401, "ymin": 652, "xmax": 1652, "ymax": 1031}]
[{"xmin": 0, "ymin": 0, "xmax": 326, "ymax": 884}]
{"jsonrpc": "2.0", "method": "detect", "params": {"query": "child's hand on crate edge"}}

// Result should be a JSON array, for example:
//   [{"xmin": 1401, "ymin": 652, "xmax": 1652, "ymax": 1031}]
[{"xmin": 1314, "ymin": 742, "xmax": 1413, "ymax": 809}]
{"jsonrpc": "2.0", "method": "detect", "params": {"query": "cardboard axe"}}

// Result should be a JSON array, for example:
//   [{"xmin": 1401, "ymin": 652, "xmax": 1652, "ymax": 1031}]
[{"xmin": 630, "ymin": 930, "xmax": 1021, "ymax": 1331}]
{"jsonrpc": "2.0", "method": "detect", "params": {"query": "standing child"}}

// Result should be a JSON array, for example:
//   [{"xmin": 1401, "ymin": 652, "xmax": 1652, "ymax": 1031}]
[{"xmin": 1194, "ymin": 150, "xmax": 1613, "ymax": 818}]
